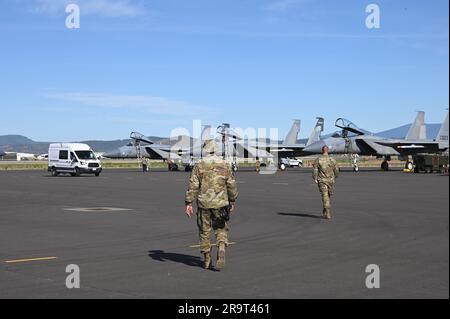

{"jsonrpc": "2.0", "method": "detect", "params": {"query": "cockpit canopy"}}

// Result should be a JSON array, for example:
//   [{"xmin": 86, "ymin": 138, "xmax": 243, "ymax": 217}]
[
  {"xmin": 331, "ymin": 131, "xmax": 343, "ymax": 138},
  {"xmin": 335, "ymin": 118, "xmax": 368, "ymax": 136}
]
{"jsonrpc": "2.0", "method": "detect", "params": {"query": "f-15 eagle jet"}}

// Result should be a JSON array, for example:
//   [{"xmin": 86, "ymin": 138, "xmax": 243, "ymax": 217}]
[
  {"xmin": 303, "ymin": 111, "xmax": 449, "ymax": 171},
  {"xmin": 245, "ymin": 117, "xmax": 325, "ymax": 160},
  {"xmin": 103, "ymin": 124, "xmax": 273, "ymax": 171}
]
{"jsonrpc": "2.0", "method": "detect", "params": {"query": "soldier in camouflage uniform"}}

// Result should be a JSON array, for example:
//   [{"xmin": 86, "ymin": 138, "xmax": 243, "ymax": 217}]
[
  {"xmin": 312, "ymin": 145, "xmax": 339, "ymax": 220},
  {"xmin": 185, "ymin": 140, "xmax": 238, "ymax": 270},
  {"xmin": 255, "ymin": 157, "xmax": 261, "ymax": 173}
]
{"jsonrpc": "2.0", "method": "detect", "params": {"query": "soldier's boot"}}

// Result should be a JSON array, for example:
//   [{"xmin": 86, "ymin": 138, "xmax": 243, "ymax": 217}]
[
  {"xmin": 324, "ymin": 208, "xmax": 332, "ymax": 220},
  {"xmin": 215, "ymin": 242, "xmax": 226, "ymax": 271},
  {"xmin": 203, "ymin": 251, "xmax": 212, "ymax": 270}
]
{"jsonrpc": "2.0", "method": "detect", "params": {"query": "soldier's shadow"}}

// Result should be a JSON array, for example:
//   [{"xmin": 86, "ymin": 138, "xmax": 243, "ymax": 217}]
[
  {"xmin": 148, "ymin": 250, "xmax": 203, "ymax": 268},
  {"xmin": 278, "ymin": 212, "xmax": 323, "ymax": 219}
]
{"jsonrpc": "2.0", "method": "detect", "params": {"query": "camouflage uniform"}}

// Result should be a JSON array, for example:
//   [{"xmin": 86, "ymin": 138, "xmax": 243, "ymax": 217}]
[
  {"xmin": 255, "ymin": 159, "xmax": 261, "ymax": 173},
  {"xmin": 313, "ymin": 155, "xmax": 339, "ymax": 219},
  {"xmin": 185, "ymin": 141, "xmax": 238, "ymax": 262}
]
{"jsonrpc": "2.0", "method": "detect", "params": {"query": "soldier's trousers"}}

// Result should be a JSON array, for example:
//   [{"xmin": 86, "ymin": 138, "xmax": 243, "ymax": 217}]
[
  {"xmin": 318, "ymin": 181, "xmax": 335, "ymax": 211},
  {"xmin": 197, "ymin": 208, "xmax": 229, "ymax": 253}
]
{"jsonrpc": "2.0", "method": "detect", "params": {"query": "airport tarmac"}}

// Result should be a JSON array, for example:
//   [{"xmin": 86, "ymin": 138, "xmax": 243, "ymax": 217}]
[{"xmin": 0, "ymin": 168, "xmax": 448, "ymax": 299}]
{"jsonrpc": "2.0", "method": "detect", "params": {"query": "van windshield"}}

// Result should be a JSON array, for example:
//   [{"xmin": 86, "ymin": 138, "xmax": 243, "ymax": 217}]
[{"xmin": 75, "ymin": 151, "xmax": 97, "ymax": 160}]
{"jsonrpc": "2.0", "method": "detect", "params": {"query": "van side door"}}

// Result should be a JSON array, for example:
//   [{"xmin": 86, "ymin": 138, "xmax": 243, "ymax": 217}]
[
  {"xmin": 58, "ymin": 149, "xmax": 70, "ymax": 171},
  {"xmin": 70, "ymin": 152, "xmax": 78, "ymax": 168}
]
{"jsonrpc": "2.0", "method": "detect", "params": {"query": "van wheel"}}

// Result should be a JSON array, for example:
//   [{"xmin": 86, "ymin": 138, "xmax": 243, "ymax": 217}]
[
  {"xmin": 95, "ymin": 172, "xmax": 100, "ymax": 177},
  {"xmin": 75, "ymin": 167, "xmax": 81, "ymax": 177},
  {"xmin": 51, "ymin": 167, "xmax": 58, "ymax": 177}
]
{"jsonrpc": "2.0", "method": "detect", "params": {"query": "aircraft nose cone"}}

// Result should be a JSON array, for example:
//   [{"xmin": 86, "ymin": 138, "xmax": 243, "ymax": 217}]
[
  {"xmin": 303, "ymin": 140, "xmax": 326, "ymax": 154},
  {"xmin": 104, "ymin": 150, "xmax": 120, "ymax": 158}
]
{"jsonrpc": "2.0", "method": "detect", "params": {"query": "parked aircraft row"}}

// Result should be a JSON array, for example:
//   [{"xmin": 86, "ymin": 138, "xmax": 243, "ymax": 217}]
[
  {"xmin": 103, "ymin": 118, "xmax": 325, "ymax": 171},
  {"xmin": 103, "ymin": 110, "xmax": 449, "ymax": 172},
  {"xmin": 304, "ymin": 111, "xmax": 449, "ymax": 171}
]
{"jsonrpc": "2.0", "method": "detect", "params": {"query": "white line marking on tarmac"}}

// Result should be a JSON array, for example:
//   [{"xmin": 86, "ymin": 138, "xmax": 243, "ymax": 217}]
[
  {"xmin": 5, "ymin": 257, "xmax": 58, "ymax": 264},
  {"xmin": 272, "ymin": 182, "xmax": 289, "ymax": 185},
  {"xmin": 64, "ymin": 207, "xmax": 132, "ymax": 212}
]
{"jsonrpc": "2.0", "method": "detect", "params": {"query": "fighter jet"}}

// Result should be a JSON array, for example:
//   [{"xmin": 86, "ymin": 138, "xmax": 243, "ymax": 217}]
[
  {"xmin": 107, "ymin": 136, "xmax": 189, "ymax": 160},
  {"xmin": 246, "ymin": 118, "xmax": 324, "ymax": 160},
  {"xmin": 303, "ymin": 111, "xmax": 449, "ymax": 171},
  {"xmin": 181, "ymin": 123, "xmax": 274, "ymax": 171},
  {"xmin": 104, "ymin": 125, "xmax": 273, "ymax": 171}
]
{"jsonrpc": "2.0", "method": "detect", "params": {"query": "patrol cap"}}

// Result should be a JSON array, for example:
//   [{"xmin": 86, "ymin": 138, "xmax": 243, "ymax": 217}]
[{"xmin": 202, "ymin": 139, "xmax": 219, "ymax": 155}]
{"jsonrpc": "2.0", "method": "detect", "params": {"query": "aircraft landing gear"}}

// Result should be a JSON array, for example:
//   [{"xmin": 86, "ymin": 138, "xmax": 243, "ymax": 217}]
[
  {"xmin": 381, "ymin": 160, "xmax": 390, "ymax": 171},
  {"xmin": 405, "ymin": 161, "xmax": 414, "ymax": 171}
]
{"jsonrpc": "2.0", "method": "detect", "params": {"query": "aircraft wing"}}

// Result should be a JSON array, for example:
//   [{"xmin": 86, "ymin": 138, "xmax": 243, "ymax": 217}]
[
  {"xmin": 354, "ymin": 137, "xmax": 400, "ymax": 156},
  {"xmin": 145, "ymin": 146, "xmax": 181, "ymax": 160},
  {"xmin": 373, "ymin": 140, "xmax": 441, "ymax": 155},
  {"xmin": 243, "ymin": 145, "xmax": 273, "ymax": 159},
  {"xmin": 249, "ymin": 142, "xmax": 306, "ymax": 157},
  {"xmin": 272, "ymin": 144, "xmax": 306, "ymax": 157}
]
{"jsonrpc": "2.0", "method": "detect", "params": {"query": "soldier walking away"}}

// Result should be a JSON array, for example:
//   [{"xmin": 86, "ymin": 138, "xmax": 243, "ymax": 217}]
[
  {"xmin": 255, "ymin": 157, "xmax": 261, "ymax": 173},
  {"xmin": 185, "ymin": 140, "xmax": 238, "ymax": 271},
  {"xmin": 313, "ymin": 145, "xmax": 339, "ymax": 220}
]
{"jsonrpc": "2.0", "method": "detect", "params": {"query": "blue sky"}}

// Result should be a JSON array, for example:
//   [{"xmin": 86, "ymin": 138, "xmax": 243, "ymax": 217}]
[{"xmin": 0, "ymin": 0, "xmax": 448, "ymax": 141}]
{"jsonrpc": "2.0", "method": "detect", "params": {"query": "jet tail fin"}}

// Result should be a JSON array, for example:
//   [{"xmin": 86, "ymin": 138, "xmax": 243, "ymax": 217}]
[
  {"xmin": 283, "ymin": 120, "xmax": 301, "ymax": 145},
  {"xmin": 436, "ymin": 110, "xmax": 449, "ymax": 146},
  {"xmin": 406, "ymin": 111, "xmax": 427, "ymax": 140},
  {"xmin": 306, "ymin": 117, "xmax": 324, "ymax": 146}
]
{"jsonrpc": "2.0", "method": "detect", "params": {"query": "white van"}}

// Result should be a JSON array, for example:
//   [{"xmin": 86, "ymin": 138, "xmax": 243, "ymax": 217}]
[{"xmin": 48, "ymin": 143, "xmax": 102, "ymax": 177}]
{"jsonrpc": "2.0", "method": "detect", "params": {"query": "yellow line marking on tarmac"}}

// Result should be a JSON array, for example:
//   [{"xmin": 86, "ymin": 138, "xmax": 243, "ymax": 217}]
[
  {"xmin": 189, "ymin": 242, "xmax": 236, "ymax": 248},
  {"xmin": 5, "ymin": 257, "xmax": 58, "ymax": 264}
]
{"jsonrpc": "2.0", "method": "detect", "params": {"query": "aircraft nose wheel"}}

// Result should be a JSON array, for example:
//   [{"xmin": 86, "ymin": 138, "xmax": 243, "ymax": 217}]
[{"xmin": 405, "ymin": 161, "xmax": 414, "ymax": 171}]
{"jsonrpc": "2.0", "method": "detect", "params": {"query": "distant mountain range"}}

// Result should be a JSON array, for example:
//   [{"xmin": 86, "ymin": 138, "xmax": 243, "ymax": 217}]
[
  {"xmin": 0, "ymin": 135, "xmax": 167, "ymax": 154},
  {"xmin": 0, "ymin": 124, "xmax": 442, "ymax": 154}
]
